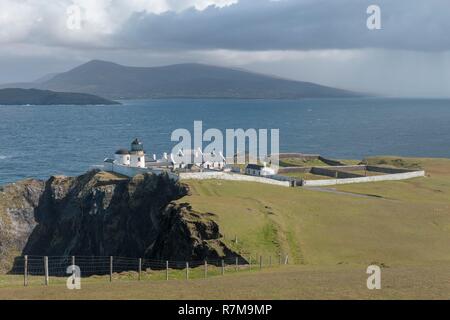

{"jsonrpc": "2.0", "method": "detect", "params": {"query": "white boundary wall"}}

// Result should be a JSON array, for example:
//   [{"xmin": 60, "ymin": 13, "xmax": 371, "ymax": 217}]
[
  {"xmin": 105, "ymin": 163, "xmax": 179, "ymax": 181},
  {"xmin": 302, "ymin": 170, "xmax": 425, "ymax": 187},
  {"xmin": 179, "ymin": 172, "xmax": 291, "ymax": 187},
  {"xmin": 105, "ymin": 164, "xmax": 424, "ymax": 188}
]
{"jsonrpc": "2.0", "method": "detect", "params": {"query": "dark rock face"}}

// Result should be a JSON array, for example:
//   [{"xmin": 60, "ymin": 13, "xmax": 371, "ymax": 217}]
[
  {"xmin": 0, "ymin": 179, "xmax": 45, "ymax": 271},
  {"xmin": 150, "ymin": 203, "xmax": 237, "ymax": 261},
  {"xmin": 1, "ymin": 170, "xmax": 238, "ymax": 270}
]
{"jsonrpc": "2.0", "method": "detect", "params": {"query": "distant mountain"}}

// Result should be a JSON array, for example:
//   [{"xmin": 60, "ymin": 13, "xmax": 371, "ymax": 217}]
[
  {"xmin": 1, "ymin": 60, "xmax": 364, "ymax": 99},
  {"xmin": 0, "ymin": 73, "xmax": 60, "ymax": 90},
  {"xmin": 33, "ymin": 73, "xmax": 59, "ymax": 84},
  {"xmin": 0, "ymin": 88, "xmax": 120, "ymax": 105}
]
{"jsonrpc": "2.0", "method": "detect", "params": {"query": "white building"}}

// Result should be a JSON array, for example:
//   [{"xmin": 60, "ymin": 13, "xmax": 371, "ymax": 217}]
[
  {"xmin": 202, "ymin": 149, "xmax": 226, "ymax": 170},
  {"xmin": 114, "ymin": 149, "xmax": 130, "ymax": 166},
  {"xmin": 245, "ymin": 164, "xmax": 276, "ymax": 176},
  {"xmin": 171, "ymin": 148, "xmax": 202, "ymax": 169},
  {"xmin": 171, "ymin": 148, "xmax": 226, "ymax": 170}
]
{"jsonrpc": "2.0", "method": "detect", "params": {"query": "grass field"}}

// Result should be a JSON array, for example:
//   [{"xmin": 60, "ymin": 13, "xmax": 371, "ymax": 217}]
[
  {"xmin": 0, "ymin": 263, "xmax": 265, "ymax": 289},
  {"xmin": 1, "ymin": 156, "xmax": 450, "ymax": 299},
  {"xmin": 181, "ymin": 157, "xmax": 450, "ymax": 267},
  {"xmin": 342, "ymin": 170, "xmax": 384, "ymax": 176},
  {"xmin": 1, "ymin": 264, "xmax": 449, "ymax": 299},
  {"xmin": 337, "ymin": 159, "xmax": 362, "ymax": 165},
  {"xmin": 279, "ymin": 172, "xmax": 328, "ymax": 180},
  {"xmin": 279, "ymin": 157, "xmax": 329, "ymax": 167},
  {"xmin": 361, "ymin": 156, "xmax": 423, "ymax": 169}
]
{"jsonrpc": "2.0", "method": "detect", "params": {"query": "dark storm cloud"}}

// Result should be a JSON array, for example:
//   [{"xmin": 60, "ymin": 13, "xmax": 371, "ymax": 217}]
[
  {"xmin": 1, "ymin": 0, "xmax": 449, "ymax": 97},
  {"xmin": 118, "ymin": 0, "xmax": 450, "ymax": 52}
]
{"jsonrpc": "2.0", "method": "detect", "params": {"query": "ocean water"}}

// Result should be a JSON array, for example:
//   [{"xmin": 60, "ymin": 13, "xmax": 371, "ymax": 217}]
[{"xmin": 1, "ymin": 98, "xmax": 450, "ymax": 185}]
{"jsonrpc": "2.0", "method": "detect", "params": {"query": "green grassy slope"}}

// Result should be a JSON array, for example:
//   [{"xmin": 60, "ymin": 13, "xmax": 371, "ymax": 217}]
[
  {"xmin": 2, "ymin": 157, "xmax": 450, "ymax": 299},
  {"xmin": 180, "ymin": 157, "xmax": 450, "ymax": 267}
]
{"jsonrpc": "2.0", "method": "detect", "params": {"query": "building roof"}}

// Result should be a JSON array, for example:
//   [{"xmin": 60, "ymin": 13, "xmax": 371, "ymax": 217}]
[
  {"xmin": 246, "ymin": 164, "xmax": 263, "ymax": 170},
  {"xmin": 131, "ymin": 138, "xmax": 144, "ymax": 152},
  {"xmin": 115, "ymin": 149, "xmax": 130, "ymax": 155},
  {"xmin": 131, "ymin": 138, "xmax": 142, "ymax": 145}
]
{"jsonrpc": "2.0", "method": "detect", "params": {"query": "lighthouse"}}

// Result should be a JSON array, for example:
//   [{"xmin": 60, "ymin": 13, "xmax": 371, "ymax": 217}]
[{"xmin": 129, "ymin": 138, "xmax": 146, "ymax": 168}]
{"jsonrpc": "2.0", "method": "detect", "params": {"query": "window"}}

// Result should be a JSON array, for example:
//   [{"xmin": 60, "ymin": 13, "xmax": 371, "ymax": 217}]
[{"xmin": 138, "ymin": 157, "xmax": 141, "ymax": 161}]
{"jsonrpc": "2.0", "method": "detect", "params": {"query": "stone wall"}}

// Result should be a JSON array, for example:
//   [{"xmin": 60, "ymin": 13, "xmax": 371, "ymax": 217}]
[
  {"xmin": 106, "ymin": 162, "xmax": 424, "ymax": 189},
  {"xmin": 179, "ymin": 172, "xmax": 291, "ymax": 187},
  {"xmin": 317, "ymin": 156, "xmax": 345, "ymax": 166},
  {"xmin": 279, "ymin": 164, "xmax": 419, "ymax": 180},
  {"xmin": 106, "ymin": 163, "xmax": 179, "ymax": 181},
  {"xmin": 302, "ymin": 170, "xmax": 426, "ymax": 187}
]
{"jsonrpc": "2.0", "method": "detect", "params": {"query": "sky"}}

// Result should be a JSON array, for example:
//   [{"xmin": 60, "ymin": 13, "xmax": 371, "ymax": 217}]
[{"xmin": 0, "ymin": 0, "xmax": 449, "ymax": 97}]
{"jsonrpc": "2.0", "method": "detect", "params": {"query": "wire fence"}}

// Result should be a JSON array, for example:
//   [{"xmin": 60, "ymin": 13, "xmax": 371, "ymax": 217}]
[{"xmin": 4, "ymin": 254, "xmax": 289, "ymax": 287}]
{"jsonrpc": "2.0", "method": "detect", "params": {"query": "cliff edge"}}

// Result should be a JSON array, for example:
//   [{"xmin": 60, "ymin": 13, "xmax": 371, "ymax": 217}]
[{"xmin": 0, "ymin": 170, "xmax": 239, "ymax": 272}]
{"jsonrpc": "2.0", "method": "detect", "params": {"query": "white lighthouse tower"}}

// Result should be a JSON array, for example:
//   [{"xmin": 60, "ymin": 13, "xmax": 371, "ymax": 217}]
[{"xmin": 129, "ymin": 138, "xmax": 146, "ymax": 168}]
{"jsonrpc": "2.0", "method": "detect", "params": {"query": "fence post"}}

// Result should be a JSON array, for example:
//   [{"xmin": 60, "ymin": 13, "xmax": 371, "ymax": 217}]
[
  {"xmin": 234, "ymin": 235, "xmax": 238, "ymax": 244},
  {"xmin": 72, "ymin": 256, "xmax": 75, "ymax": 266},
  {"xmin": 44, "ymin": 256, "xmax": 49, "ymax": 285},
  {"xmin": 204, "ymin": 260, "xmax": 208, "ymax": 278},
  {"xmin": 235, "ymin": 257, "xmax": 238, "ymax": 271},
  {"xmin": 138, "ymin": 258, "xmax": 142, "ymax": 281},
  {"xmin": 186, "ymin": 262, "xmax": 189, "ymax": 280},
  {"xmin": 221, "ymin": 260, "xmax": 225, "ymax": 275},
  {"xmin": 166, "ymin": 261, "xmax": 169, "ymax": 281},
  {"xmin": 24, "ymin": 255, "xmax": 28, "ymax": 287},
  {"xmin": 284, "ymin": 255, "xmax": 289, "ymax": 265},
  {"xmin": 279, "ymin": 254, "xmax": 282, "ymax": 265},
  {"xmin": 249, "ymin": 256, "xmax": 252, "ymax": 270},
  {"xmin": 259, "ymin": 255, "xmax": 262, "ymax": 270},
  {"xmin": 109, "ymin": 256, "xmax": 113, "ymax": 282}
]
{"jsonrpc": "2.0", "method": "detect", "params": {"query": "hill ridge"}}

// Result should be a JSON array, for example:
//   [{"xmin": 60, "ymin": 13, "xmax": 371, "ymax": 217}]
[{"xmin": 0, "ymin": 60, "xmax": 364, "ymax": 99}]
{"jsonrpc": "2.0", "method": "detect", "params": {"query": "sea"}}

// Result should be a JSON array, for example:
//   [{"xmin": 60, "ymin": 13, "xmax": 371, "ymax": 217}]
[{"xmin": 1, "ymin": 97, "xmax": 450, "ymax": 185}]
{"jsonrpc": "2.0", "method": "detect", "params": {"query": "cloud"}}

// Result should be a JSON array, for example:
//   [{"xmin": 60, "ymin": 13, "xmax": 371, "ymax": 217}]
[
  {"xmin": 0, "ymin": 0, "xmax": 449, "ymax": 97},
  {"xmin": 0, "ymin": 0, "xmax": 237, "ymax": 45},
  {"xmin": 1, "ymin": 0, "xmax": 449, "ymax": 51},
  {"xmin": 118, "ymin": 0, "xmax": 450, "ymax": 52}
]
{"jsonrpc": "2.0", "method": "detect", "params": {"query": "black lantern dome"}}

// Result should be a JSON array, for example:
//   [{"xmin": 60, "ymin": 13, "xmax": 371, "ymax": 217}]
[{"xmin": 131, "ymin": 138, "xmax": 144, "ymax": 152}]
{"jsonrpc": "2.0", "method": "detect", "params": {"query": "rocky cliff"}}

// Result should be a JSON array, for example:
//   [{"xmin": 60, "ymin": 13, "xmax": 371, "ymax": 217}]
[
  {"xmin": 0, "ymin": 179, "xmax": 45, "ymax": 271},
  {"xmin": 0, "ymin": 170, "xmax": 239, "ymax": 271}
]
